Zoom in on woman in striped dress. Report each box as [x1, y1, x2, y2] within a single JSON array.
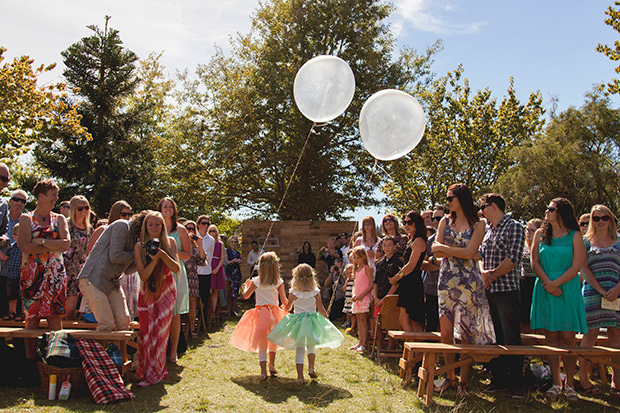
[[579, 205, 620, 395], [134, 211, 180, 387]]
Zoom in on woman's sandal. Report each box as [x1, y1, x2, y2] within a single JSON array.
[[581, 384, 601, 395], [458, 382, 469, 398], [545, 384, 562, 398], [565, 386, 578, 401], [610, 387, 620, 397], [434, 378, 457, 394], [2, 312, 15, 321], [14, 314, 24, 322]]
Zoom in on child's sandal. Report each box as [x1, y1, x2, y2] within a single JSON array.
[[309, 369, 318, 379], [259, 373, 268, 381], [269, 366, 278, 376], [296, 378, 305, 385]]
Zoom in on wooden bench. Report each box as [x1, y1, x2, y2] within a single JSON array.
[[0, 328, 138, 374], [405, 342, 620, 406], [392, 331, 610, 384], [0, 320, 140, 330]]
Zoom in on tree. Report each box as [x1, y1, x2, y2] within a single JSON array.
[[171, 0, 439, 220], [597, 1, 620, 94], [0, 47, 87, 159], [383, 65, 545, 212], [35, 17, 163, 215], [496, 90, 620, 220]]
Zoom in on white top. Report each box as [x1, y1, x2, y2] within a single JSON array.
[[252, 276, 283, 306], [291, 288, 320, 314], [247, 249, 265, 270], [197, 233, 215, 275]]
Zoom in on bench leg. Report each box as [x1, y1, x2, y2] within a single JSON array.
[[424, 352, 437, 406], [598, 362, 608, 386]]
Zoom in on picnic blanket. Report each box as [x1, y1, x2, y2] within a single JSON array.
[[76, 339, 134, 404]]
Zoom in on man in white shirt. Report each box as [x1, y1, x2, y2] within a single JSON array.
[[247, 240, 264, 277], [196, 215, 215, 336]]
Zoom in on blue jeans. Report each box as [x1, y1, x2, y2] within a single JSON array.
[[486, 290, 523, 387]]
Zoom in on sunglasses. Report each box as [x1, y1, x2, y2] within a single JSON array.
[[186, 226, 196, 231], [579, 222, 589, 227], [383, 217, 396, 223], [120, 212, 132, 218], [0, 175, 8, 183], [592, 215, 611, 222], [432, 216, 443, 222], [208, 230, 217, 234], [403, 219, 414, 226], [199, 222, 208, 226], [545, 207, 557, 213], [446, 195, 455, 203], [76, 205, 90, 212], [10, 197, 27, 204], [480, 203, 492, 211]]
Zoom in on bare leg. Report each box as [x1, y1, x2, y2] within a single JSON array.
[[357, 312, 369, 348], [169, 314, 180, 361], [559, 331, 577, 388], [579, 328, 599, 389], [296, 363, 304, 383], [440, 314, 455, 382], [399, 308, 413, 332], [65, 295, 79, 320], [609, 327, 620, 390], [308, 352, 316, 372], [411, 320, 424, 333], [268, 351, 277, 375], [544, 330, 562, 387], [210, 289, 219, 320]]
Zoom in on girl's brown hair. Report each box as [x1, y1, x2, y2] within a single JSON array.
[[108, 200, 131, 223], [258, 251, 281, 286], [361, 216, 378, 243]]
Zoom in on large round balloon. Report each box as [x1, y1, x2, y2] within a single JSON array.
[[359, 89, 426, 161], [293, 55, 355, 123]]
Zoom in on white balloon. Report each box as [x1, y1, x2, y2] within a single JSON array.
[[293, 55, 355, 123], [359, 89, 426, 161]]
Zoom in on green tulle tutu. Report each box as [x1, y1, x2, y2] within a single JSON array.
[[267, 311, 344, 349]]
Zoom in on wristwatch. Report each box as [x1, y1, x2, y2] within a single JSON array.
[[41, 239, 46, 245]]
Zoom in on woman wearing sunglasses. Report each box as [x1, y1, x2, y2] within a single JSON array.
[[63, 195, 93, 319], [530, 197, 587, 400], [579, 205, 620, 396], [376, 213, 407, 262], [431, 183, 495, 396]]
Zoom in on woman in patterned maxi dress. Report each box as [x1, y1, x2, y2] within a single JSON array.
[[432, 184, 495, 397], [134, 211, 180, 386]]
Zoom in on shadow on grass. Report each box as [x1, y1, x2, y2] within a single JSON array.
[[232, 375, 353, 407]]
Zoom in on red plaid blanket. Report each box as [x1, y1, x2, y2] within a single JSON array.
[[76, 339, 134, 404]]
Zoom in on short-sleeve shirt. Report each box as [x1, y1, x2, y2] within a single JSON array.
[[479, 215, 525, 293], [252, 276, 283, 306], [374, 254, 402, 300]]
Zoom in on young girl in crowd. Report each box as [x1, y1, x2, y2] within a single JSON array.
[[349, 246, 374, 352], [229, 252, 288, 380], [342, 263, 356, 334], [268, 264, 344, 384]]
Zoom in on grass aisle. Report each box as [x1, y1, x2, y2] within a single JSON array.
[[1, 319, 619, 412]]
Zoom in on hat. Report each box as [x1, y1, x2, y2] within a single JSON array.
[[339, 232, 349, 238]]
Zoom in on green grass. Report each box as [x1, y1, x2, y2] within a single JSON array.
[[1, 317, 619, 412]]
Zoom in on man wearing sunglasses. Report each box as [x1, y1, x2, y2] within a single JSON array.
[[0, 189, 27, 318], [478, 193, 526, 393]]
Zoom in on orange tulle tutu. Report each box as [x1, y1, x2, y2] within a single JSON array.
[[229, 304, 288, 352]]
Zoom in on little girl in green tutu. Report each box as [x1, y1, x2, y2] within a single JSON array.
[[268, 264, 344, 384]]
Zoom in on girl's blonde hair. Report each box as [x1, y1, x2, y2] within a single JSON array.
[[585, 204, 618, 241], [139, 211, 177, 296], [208, 224, 220, 240], [350, 245, 368, 273], [291, 263, 317, 292], [343, 263, 354, 278], [69, 195, 91, 233], [258, 251, 281, 286]]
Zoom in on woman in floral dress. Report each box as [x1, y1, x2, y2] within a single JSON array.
[[432, 183, 495, 397], [17, 179, 70, 330]]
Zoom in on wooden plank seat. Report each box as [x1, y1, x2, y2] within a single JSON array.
[[0, 320, 140, 330], [404, 342, 620, 406], [0, 328, 138, 375], [392, 331, 610, 383]]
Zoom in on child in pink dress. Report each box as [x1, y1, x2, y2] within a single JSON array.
[[349, 246, 374, 352], [229, 252, 288, 380]]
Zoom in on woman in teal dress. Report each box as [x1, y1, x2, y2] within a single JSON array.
[[530, 197, 587, 401], [158, 198, 190, 363]]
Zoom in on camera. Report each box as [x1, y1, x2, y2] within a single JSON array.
[[143, 238, 160, 256], [191, 234, 199, 241]]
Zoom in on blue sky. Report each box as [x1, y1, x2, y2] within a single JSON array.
[[2, 0, 619, 221]]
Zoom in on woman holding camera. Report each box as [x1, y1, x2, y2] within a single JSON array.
[[134, 211, 180, 387]]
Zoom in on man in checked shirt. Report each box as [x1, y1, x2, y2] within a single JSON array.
[[479, 193, 526, 393]]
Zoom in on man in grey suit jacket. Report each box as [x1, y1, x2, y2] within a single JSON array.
[[78, 212, 145, 331]]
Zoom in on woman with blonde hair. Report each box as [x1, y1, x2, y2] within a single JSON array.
[[579, 205, 620, 395], [134, 211, 180, 386], [354, 216, 380, 268], [64, 195, 93, 319]]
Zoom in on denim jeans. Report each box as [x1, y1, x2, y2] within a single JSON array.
[[486, 289, 523, 387]]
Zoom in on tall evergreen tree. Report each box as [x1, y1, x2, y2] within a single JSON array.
[[35, 16, 160, 215]]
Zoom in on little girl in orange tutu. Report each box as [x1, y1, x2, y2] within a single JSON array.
[[229, 251, 288, 380]]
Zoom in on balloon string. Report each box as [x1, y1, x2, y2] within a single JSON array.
[[261, 122, 317, 252], [348, 158, 379, 246], [375, 162, 395, 181]]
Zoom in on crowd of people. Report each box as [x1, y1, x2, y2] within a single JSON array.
[[1, 159, 619, 397]]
